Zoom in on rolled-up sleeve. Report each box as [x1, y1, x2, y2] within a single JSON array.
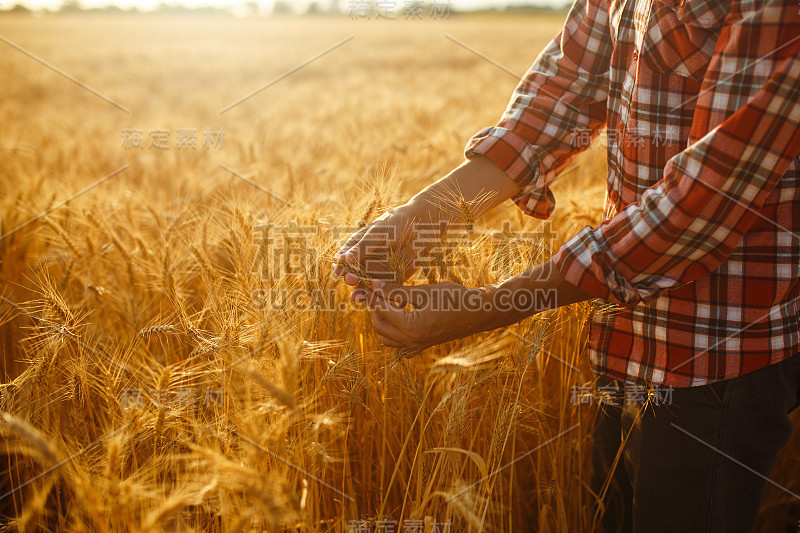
[[465, 0, 612, 219], [552, 0, 800, 305]]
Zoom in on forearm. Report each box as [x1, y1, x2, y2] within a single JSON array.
[[366, 259, 592, 352], [478, 259, 592, 331], [404, 155, 521, 222]]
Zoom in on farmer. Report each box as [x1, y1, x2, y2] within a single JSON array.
[[333, 0, 800, 530]]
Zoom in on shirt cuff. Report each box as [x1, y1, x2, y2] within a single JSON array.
[[465, 126, 555, 219], [551, 224, 639, 305]]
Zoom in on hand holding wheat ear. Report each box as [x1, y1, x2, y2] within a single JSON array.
[[334, 155, 522, 300], [333, 205, 419, 299]]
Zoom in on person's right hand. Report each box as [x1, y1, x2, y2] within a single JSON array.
[[333, 202, 422, 300]]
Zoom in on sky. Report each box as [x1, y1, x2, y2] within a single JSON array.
[[7, 0, 570, 13]]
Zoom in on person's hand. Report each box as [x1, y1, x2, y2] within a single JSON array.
[[333, 203, 422, 298], [360, 260, 592, 355], [363, 281, 494, 355], [333, 156, 523, 301]]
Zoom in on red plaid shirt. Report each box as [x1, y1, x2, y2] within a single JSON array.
[[465, 0, 800, 386]]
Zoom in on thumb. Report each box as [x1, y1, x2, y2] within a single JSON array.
[[371, 280, 429, 309]]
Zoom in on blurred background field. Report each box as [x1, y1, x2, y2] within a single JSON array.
[[0, 8, 797, 532]]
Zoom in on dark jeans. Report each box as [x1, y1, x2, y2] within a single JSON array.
[[591, 354, 800, 533]]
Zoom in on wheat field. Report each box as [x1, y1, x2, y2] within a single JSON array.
[[0, 9, 798, 532]]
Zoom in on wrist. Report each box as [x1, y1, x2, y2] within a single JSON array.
[[400, 197, 430, 220], [477, 260, 588, 330], [476, 281, 532, 332]]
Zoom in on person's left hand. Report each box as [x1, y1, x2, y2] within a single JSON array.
[[354, 281, 493, 355]]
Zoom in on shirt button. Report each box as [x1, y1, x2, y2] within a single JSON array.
[[632, 49, 639, 62]]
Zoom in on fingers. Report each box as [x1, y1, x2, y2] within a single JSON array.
[[334, 225, 396, 287], [350, 280, 379, 304], [336, 225, 368, 255], [371, 294, 415, 333], [352, 287, 431, 355], [351, 287, 368, 304], [332, 208, 421, 289], [360, 289, 418, 349], [342, 225, 391, 262], [333, 226, 368, 277], [371, 282, 429, 309], [370, 304, 410, 348], [343, 272, 362, 286], [371, 301, 428, 356]]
